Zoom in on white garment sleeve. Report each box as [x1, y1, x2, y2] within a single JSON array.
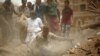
[[37, 18, 43, 28], [27, 18, 34, 32]]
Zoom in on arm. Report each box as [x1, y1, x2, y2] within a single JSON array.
[[11, 4, 20, 16], [57, 9, 60, 21], [50, 33, 67, 41], [39, 19, 43, 28], [60, 9, 64, 26]]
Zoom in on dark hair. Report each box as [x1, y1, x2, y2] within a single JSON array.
[[47, 0, 53, 3], [5, 0, 11, 2], [27, 2, 32, 4], [64, 0, 69, 4], [22, 0, 27, 2], [4, 0, 12, 5]]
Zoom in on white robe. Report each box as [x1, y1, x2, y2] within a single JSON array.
[[25, 17, 43, 44]]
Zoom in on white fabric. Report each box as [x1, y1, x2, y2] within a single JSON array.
[[33, 5, 36, 12], [25, 17, 43, 44]]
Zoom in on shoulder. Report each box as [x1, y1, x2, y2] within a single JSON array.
[[0, 3, 5, 14], [36, 18, 42, 22], [41, 3, 46, 6], [40, 3, 46, 8], [69, 8, 73, 14], [32, 4, 34, 7], [36, 32, 42, 40], [18, 6, 22, 11], [69, 7, 73, 12], [18, 6, 21, 9], [36, 32, 42, 37], [27, 17, 31, 21], [37, 17, 41, 20], [48, 32, 59, 39]]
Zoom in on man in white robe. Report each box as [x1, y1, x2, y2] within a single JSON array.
[[25, 15, 43, 44]]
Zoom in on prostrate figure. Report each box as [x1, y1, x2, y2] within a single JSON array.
[[33, 26, 67, 47], [29, 26, 72, 56], [29, 26, 59, 56]]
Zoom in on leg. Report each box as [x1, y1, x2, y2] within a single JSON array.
[[66, 25, 71, 38], [61, 24, 67, 37]]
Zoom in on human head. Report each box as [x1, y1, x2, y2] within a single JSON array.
[[4, 0, 11, 5], [5, 0, 11, 3], [27, 2, 32, 9], [21, 0, 27, 6], [30, 12, 35, 19], [64, 0, 69, 7], [42, 26, 49, 38], [3, 0, 12, 10], [36, 0, 41, 5]]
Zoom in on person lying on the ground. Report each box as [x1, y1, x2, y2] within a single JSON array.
[[33, 26, 68, 47]]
